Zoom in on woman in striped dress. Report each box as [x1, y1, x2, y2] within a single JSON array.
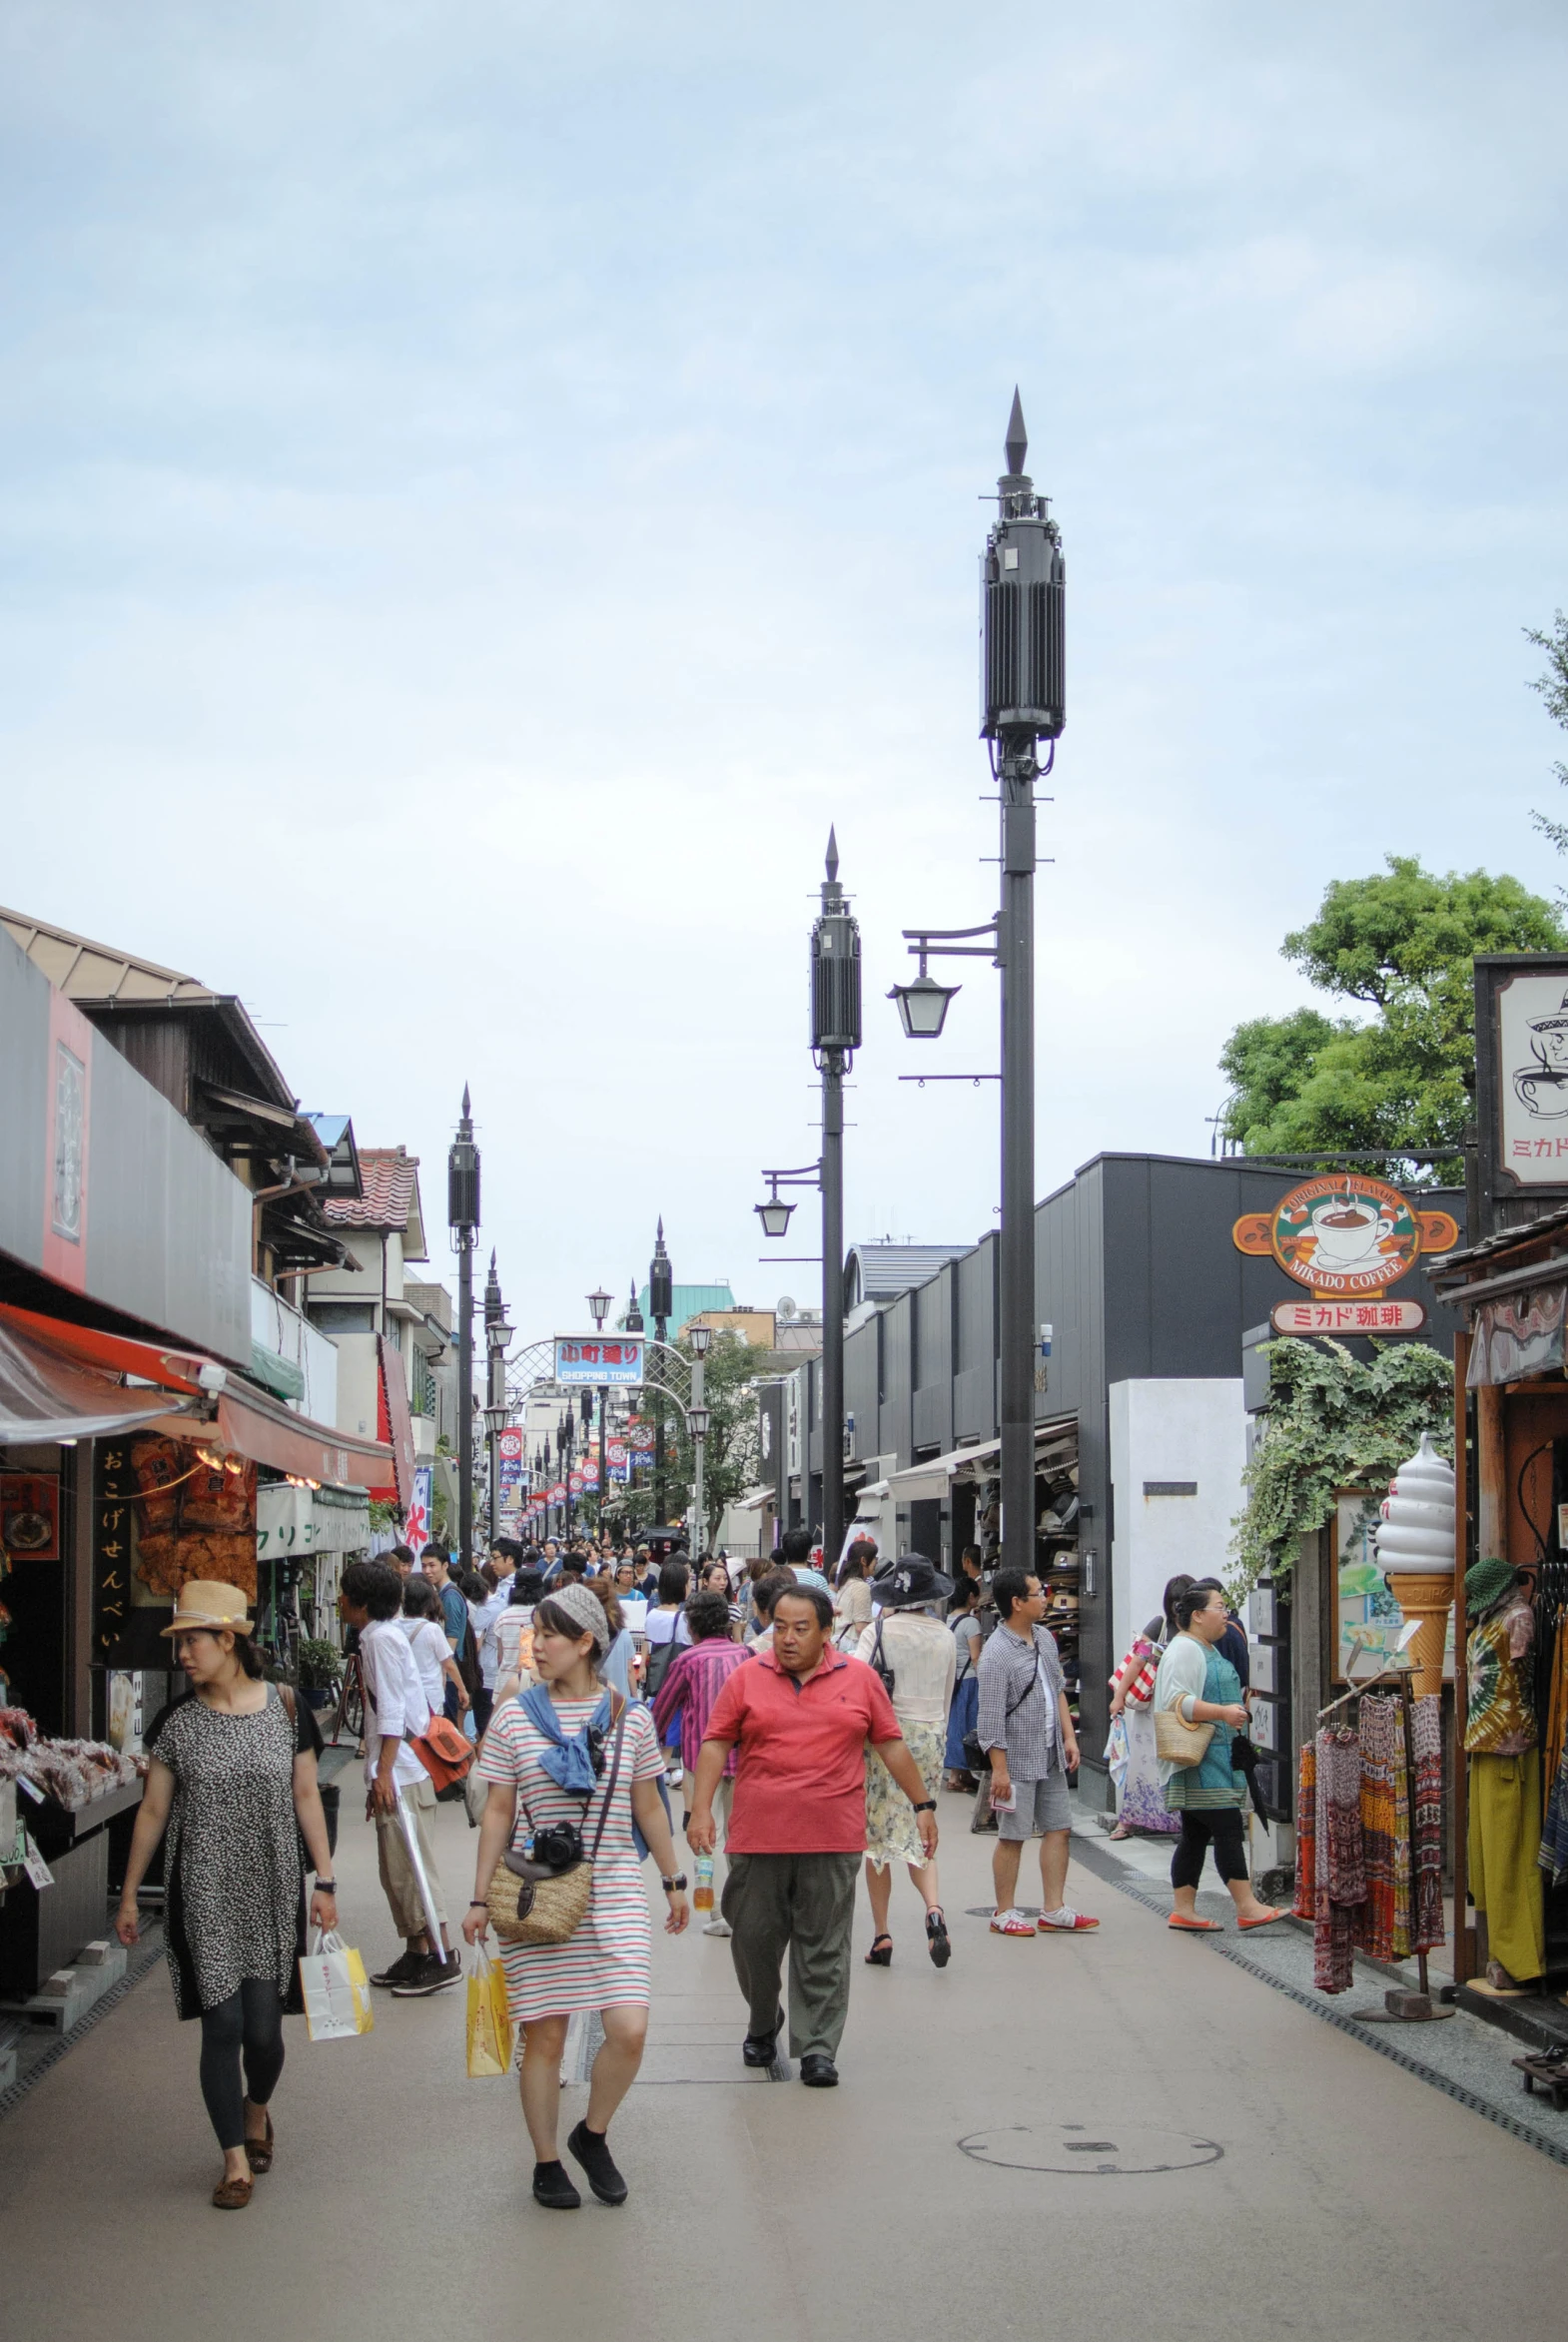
[[464, 1583, 690, 2212]]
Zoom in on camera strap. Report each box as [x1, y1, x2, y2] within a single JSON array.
[[516, 1692, 628, 1862]]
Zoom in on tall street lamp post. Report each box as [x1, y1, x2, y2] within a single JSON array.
[[648, 1219, 672, 1526], [447, 1087, 480, 1569], [688, 1319, 712, 1555], [889, 391, 1065, 1568], [756, 830, 860, 1569], [483, 1252, 509, 1544], [623, 1280, 644, 1528], [587, 1285, 612, 1537]]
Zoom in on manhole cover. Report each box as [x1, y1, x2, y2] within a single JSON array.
[[960, 2121, 1221, 2175]]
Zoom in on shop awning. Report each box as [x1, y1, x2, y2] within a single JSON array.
[[0, 1301, 224, 1397], [0, 1313, 204, 1443], [213, 1383, 393, 1491], [735, 1483, 777, 1512], [885, 1418, 1079, 1497]]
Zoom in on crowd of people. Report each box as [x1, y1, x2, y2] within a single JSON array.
[[115, 1517, 1284, 2216]]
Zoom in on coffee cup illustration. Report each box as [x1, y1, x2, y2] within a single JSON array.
[[1306, 1194, 1396, 1269]]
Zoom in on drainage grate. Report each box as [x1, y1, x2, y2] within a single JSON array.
[[960, 2121, 1222, 2176]]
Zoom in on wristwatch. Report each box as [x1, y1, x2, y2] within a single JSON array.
[[912, 1801, 937, 1815], [315, 1880, 338, 1894], [660, 1873, 688, 1893]]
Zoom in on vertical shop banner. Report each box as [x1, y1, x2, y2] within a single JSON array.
[[92, 1441, 135, 1654], [497, 1428, 527, 1528], [405, 1466, 432, 1558]]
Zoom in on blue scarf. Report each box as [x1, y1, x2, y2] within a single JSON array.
[[519, 1684, 611, 1793]]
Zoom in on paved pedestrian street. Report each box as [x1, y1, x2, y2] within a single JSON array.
[[2, 1784, 1563, 2342]]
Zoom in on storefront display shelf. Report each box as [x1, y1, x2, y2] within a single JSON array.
[[22, 1777, 143, 1857]]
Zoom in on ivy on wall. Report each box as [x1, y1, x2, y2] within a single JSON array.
[[1228, 1338, 1454, 1596]]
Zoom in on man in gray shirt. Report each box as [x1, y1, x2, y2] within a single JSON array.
[[977, 1568, 1098, 1938]]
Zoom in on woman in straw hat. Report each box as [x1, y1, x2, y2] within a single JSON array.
[[856, 1554, 958, 1969], [115, 1580, 338, 2210]]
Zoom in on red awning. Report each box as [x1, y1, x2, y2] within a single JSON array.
[[0, 1314, 203, 1443], [0, 1299, 393, 1491], [0, 1302, 220, 1396]]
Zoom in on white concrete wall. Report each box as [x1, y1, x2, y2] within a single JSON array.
[[251, 1276, 340, 1423], [1109, 1378, 1247, 1655]]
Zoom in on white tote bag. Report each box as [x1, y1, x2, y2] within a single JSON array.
[[299, 1929, 375, 2041]]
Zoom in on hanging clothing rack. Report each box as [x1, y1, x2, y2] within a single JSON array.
[[1311, 1664, 1451, 2019]]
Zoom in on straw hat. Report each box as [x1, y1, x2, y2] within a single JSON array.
[[159, 1581, 256, 1638]]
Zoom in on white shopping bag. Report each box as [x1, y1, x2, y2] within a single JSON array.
[[299, 1929, 375, 2041]]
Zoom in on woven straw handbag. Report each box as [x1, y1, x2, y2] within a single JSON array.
[[486, 1704, 626, 1947], [1154, 1695, 1213, 1769]]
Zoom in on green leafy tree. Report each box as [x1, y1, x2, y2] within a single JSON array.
[[1528, 610, 1568, 881], [1219, 856, 1566, 1179], [1229, 1338, 1453, 1596], [668, 1330, 769, 1552]]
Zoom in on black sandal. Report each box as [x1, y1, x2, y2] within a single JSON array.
[[926, 1910, 952, 1969], [865, 1934, 893, 1966]]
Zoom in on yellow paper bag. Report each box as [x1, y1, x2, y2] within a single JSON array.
[[466, 1947, 513, 2077], [300, 1932, 375, 2041]]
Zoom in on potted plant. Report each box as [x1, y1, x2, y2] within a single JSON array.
[[298, 1637, 344, 1712]]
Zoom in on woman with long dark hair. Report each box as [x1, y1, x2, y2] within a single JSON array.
[[115, 1581, 336, 2209]]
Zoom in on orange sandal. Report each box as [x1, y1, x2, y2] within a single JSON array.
[[1237, 1907, 1287, 1931], [1169, 1913, 1222, 1932]]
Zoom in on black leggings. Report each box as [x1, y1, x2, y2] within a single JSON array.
[[199, 1980, 287, 2150], [1171, 1808, 1248, 1893], [470, 1688, 494, 1738]]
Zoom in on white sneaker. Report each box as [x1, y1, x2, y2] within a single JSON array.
[[703, 1918, 732, 1938], [990, 1908, 1035, 1939]]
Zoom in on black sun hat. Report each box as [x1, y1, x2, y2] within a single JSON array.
[[870, 1552, 954, 1609]]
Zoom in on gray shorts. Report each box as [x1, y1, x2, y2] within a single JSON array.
[[997, 1769, 1072, 1841]]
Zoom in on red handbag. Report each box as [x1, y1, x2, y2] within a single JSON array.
[[411, 1713, 474, 1789]]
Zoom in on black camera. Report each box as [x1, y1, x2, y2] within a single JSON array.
[[530, 1821, 584, 1872]]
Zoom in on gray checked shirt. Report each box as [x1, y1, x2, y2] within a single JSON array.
[[976, 1621, 1066, 1781]]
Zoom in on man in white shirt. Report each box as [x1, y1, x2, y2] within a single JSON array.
[[340, 1557, 459, 1997]]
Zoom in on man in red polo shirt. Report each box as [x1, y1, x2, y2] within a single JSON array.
[[687, 1584, 938, 2087]]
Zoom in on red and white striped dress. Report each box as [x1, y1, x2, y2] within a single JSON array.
[[478, 1695, 665, 2023]]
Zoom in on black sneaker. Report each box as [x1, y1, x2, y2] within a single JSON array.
[[566, 2119, 628, 2206], [390, 1952, 462, 1997], [532, 2160, 581, 2211], [369, 1949, 423, 1989]]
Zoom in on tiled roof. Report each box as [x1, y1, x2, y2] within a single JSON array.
[[324, 1148, 419, 1232]]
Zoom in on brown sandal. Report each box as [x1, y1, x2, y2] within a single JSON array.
[[212, 2172, 254, 2210], [245, 2110, 275, 2174]]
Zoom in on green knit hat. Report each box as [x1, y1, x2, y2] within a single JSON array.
[[1465, 1556, 1518, 1617]]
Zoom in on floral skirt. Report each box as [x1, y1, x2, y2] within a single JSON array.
[[865, 1718, 944, 1871]]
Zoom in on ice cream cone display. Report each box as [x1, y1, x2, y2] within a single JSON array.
[[1374, 1432, 1456, 1697]]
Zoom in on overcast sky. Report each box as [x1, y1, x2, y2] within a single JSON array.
[[4, 2, 1566, 1345]]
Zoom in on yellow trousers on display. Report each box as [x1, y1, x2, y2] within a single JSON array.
[[1467, 1747, 1545, 1983]]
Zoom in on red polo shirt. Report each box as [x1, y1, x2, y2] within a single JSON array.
[[702, 1647, 903, 1854]]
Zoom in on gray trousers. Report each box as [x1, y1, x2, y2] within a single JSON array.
[[721, 1851, 861, 2060]]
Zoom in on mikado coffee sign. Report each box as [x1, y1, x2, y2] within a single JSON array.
[[1232, 1174, 1458, 1336]]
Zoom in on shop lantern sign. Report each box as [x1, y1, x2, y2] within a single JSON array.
[[1233, 1173, 1458, 1337], [553, 1336, 644, 1388], [1474, 953, 1568, 1206]]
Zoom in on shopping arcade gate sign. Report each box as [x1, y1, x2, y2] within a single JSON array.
[[1232, 1174, 1458, 1335]]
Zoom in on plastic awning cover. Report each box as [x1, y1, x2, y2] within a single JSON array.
[[0, 1315, 200, 1442]]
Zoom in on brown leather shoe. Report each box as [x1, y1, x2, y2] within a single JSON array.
[[212, 2172, 254, 2210], [244, 2110, 275, 2174]]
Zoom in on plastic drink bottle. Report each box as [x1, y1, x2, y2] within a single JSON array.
[[693, 1854, 715, 1912]]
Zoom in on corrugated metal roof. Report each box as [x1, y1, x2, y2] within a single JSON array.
[[845, 1243, 971, 1305]]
